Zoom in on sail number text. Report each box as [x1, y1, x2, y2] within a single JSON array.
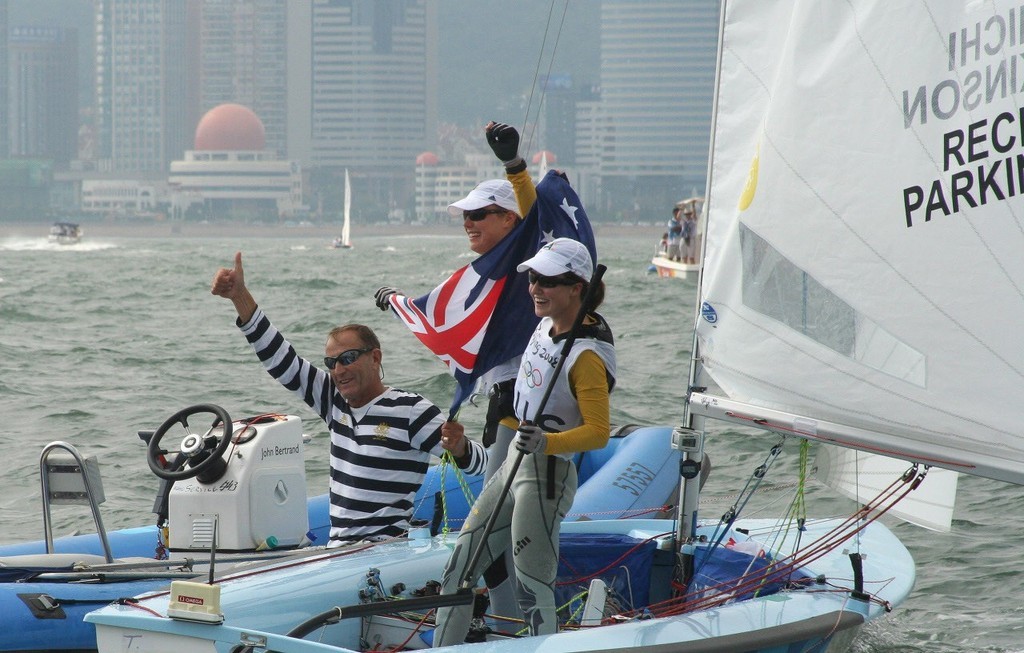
[[612, 462, 657, 497]]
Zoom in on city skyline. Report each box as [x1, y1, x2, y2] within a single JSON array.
[[7, 0, 605, 134], [0, 1, 720, 222]]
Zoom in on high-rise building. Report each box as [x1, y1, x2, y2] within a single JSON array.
[[198, 0, 288, 158], [540, 74, 578, 165], [297, 0, 437, 216], [94, 0, 191, 174], [0, 0, 9, 159], [8, 26, 79, 168], [590, 1, 719, 215]]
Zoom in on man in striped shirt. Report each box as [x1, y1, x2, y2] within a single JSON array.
[[211, 251, 484, 545]]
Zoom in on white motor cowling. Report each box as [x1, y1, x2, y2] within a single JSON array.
[[167, 414, 308, 551]]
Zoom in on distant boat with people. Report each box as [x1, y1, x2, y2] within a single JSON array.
[[650, 196, 702, 279], [649, 254, 699, 280], [48, 222, 83, 245]]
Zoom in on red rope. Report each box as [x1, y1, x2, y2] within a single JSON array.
[[605, 467, 922, 621]]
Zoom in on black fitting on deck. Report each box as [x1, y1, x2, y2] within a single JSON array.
[[848, 552, 871, 602]]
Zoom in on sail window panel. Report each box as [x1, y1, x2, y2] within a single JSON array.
[[854, 320, 926, 387], [739, 224, 925, 386]]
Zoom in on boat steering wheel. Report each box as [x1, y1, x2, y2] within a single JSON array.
[[147, 403, 233, 482]]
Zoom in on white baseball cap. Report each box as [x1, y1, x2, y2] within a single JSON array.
[[517, 238, 593, 282], [447, 179, 519, 217]]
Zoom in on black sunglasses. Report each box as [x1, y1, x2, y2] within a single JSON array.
[[323, 348, 373, 370], [463, 207, 508, 221], [528, 271, 580, 288]]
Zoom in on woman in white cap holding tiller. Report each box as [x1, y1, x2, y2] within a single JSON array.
[[433, 237, 616, 646]]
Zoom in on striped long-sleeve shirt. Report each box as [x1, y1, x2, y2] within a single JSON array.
[[239, 308, 454, 543]]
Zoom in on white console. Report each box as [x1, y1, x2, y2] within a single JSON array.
[[167, 414, 308, 551]]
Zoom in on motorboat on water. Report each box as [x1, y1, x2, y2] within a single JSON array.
[[0, 407, 315, 652], [648, 254, 699, 280], [48, 222, 82, 245], [0, 404, 680, 652], [649, 197, 702, 280]]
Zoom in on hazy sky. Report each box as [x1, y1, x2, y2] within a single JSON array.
[[437, 0, 600, 127], [10, 0, 601, 131]]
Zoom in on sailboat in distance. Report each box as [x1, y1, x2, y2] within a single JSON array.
[[330, 169, 353, 249]]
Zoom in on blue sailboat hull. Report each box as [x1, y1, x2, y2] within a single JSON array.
[[83, 518, 915, 653]]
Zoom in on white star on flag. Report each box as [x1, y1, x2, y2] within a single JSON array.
[[560, 197, 580, 228]]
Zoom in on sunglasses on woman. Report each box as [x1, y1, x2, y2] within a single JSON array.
[[528, 271, 580, 288], [323, 348, 373, 369], [463, 208, 508, 221]]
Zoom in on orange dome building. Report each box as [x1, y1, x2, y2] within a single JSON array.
[[194, 103, 266, 151], [415, 151, 439, 166], [168, 104, 303, 221]]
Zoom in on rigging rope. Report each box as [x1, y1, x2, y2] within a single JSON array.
[[639, 437, 928, 621], [755, 439, 810, 582], [520, 0, 571, 159], [640, 464, 926, 620], [435, 450, 477, 540], [701, 436, 787, 558]]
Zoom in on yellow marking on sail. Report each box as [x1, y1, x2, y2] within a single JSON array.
[[738, 144, 760, 210]]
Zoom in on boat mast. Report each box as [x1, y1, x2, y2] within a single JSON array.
[[674, 0, 729, 568]]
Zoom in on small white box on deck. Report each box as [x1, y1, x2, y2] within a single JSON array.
[[167, 580, 224, 624]]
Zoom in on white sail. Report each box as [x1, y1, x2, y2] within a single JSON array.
[[817, 447, 958, 532], [341, 168, 352, 247], [691, 0, 1024, 486]]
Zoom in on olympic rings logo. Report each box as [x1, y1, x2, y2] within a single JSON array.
[[521, 361, 544, 388]]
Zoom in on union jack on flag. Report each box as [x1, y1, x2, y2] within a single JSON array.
[[388, 170, 597, 416]]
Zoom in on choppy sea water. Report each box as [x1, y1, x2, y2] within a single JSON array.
[[0, 227, 1021, 652]]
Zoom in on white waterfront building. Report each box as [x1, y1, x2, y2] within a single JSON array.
[[168, 150, 303, 221], [80, 178, 164, 217]]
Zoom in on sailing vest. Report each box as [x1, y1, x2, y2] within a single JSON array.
[[513, 315, 616, 461]]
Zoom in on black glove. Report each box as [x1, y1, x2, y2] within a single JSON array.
[[486, 122, 521, 165], [374, 286, 400, 311]]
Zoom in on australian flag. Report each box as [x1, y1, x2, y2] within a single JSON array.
[[388, 170, 597, 416]]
